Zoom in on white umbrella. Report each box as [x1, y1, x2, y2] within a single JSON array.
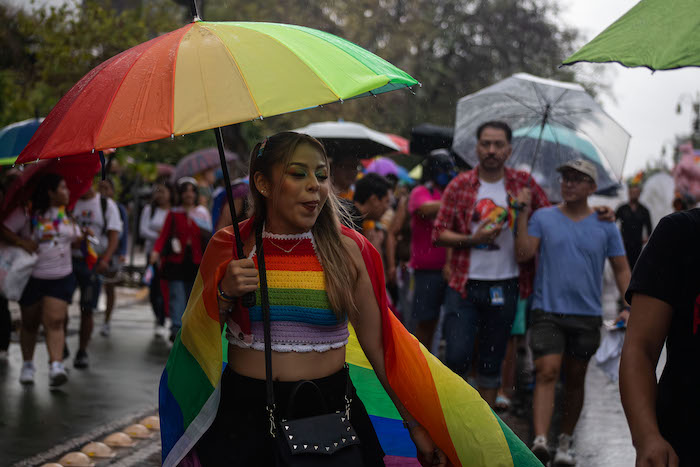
[[293, 120, 400, 159]]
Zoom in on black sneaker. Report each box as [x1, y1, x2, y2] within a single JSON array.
[[74, 350, 89, 369]]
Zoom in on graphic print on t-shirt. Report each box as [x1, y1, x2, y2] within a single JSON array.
[[472, 198, 511, 250], [32, 207, 70, 244]]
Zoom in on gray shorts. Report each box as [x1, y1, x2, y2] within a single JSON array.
[[529, 309, 602, 361]]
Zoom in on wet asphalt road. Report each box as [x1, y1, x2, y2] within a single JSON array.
[[1, 287, 642, 466], [0, 288, 169, 466]]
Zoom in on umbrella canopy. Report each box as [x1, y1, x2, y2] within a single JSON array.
[[509, 124, 620, 202], [410, 123, 453, 156], [452, 73, 630, 194], [16, 21, 418, 164], [172, 147, 237, 181], [292, 120, 402, 160], [562, 0, 700, 70], [1, 153, 100, 219], [364, 156, 414, 184], [156, 163, 175, 177], [386, 134, 410, 154], [366, 156, 400, 176], [0, 118, 44, 166]]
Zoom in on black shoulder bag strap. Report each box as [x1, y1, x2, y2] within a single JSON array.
[[100, 195, 109, 237], [256, 221, 277, 438]]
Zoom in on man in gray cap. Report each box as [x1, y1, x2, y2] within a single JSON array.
[[514, 159, 631, 466]]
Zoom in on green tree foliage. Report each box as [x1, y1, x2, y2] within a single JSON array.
[[205, 0, 583, 138], [2, 0, 585, 164]]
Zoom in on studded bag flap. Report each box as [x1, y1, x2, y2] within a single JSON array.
[[277, 410, 362, 455]]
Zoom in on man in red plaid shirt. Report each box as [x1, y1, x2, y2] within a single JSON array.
[[432, 121, 549, 407]]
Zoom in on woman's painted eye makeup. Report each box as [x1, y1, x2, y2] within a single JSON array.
[[287, 167, 328, 181]]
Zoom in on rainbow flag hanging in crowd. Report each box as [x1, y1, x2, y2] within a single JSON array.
[[159, 219, 542, 467], [81, 237, 99, 270]]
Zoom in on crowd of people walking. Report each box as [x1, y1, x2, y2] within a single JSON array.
[[0, 119, 695, 467]]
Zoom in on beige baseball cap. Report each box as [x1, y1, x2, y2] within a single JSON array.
[[557, 159, 598, 184]]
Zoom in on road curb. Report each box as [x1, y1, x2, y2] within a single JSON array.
[[11, 406, 158, 467]]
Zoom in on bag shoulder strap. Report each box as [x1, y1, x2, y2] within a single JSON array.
[[100, 195, 108, 236], [256, 222, 277, 436]]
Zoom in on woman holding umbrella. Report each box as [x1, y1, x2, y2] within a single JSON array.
[[1, 173, 83, 387], [150, 177, 211, 342], [182, 132, 446, 466]]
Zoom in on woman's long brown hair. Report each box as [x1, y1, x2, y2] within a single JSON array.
[[248, 132, 358, 321]]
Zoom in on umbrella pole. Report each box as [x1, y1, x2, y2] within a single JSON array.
[[214, 127, 255, 308], [530, 105, 550, 175], [214, 127, 243, 254]]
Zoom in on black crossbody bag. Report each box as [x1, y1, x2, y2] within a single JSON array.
[[255, 223, 365, 466]]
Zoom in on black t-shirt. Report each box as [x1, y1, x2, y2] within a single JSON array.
[[616, 202, 652, 265], [626, 208, 700, 463]]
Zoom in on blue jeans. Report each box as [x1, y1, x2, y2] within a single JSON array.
[[169, 279, 194, 336], [443, 278, 519, 388]]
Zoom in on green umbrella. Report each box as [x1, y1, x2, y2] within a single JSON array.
[[562, 0, 700, 70]]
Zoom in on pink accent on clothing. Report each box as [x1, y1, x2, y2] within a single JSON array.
[[408, 185, 446, 270]]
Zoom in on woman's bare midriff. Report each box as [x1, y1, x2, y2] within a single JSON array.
[[227, 344, 346, 381]]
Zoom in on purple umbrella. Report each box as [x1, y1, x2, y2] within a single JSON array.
[[365, 157, 400, 177], [171, 147, 237, 182]]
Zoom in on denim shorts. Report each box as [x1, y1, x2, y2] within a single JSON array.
[[72, 258, 102, 312], [528, 309, 602, 361], [19, 274, 76, 307], [412, 269, 447, 322]]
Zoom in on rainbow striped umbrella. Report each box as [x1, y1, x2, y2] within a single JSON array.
[[14, 18, 418, 270], [16, 20, 418, 164]]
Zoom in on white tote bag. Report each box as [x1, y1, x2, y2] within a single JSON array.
[[0, 245, 38, 301]]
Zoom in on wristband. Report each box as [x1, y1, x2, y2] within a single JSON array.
[[622, 305, 631, 312], [217, 282, 235, 303]]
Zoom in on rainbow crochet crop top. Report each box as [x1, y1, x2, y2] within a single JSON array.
[[225, 230, 349, 353]]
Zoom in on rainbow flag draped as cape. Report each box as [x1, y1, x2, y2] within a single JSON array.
[[159, 219, 542, 466]]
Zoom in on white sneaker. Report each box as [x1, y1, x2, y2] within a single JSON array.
[[531, 435, 550, 464], [19, 361, 35, 385], [553, 433, 576, 466], [100, 322, 111, 337], [154, 324, 166, 339], [49, 361, 68, 387]]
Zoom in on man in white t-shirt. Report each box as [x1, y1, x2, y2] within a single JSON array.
[[70, 183, 123, 369], [433, 121, 551, 407]]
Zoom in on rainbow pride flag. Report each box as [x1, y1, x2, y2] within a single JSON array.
[[159, 219, 542, 466], [81, 238, 99, 270]]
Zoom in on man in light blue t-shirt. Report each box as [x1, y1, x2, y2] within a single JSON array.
[[515, 159, 631, 466]]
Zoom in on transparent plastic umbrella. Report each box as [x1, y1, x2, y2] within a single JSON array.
[[452, 73, 630, 199]]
